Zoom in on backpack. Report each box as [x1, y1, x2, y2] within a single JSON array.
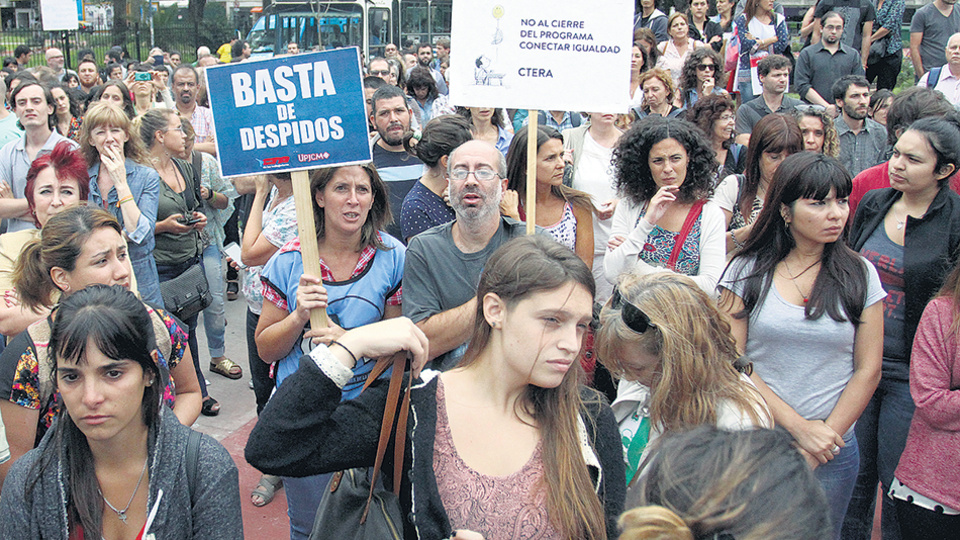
[[926, 66, 944, 89]]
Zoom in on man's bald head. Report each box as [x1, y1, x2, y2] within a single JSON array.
[[448, 140, 507, 178]]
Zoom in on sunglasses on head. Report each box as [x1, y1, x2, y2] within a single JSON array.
[[610, 287, 656, 334]]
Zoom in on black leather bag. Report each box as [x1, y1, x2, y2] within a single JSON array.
[[309, 353, 411, 540], [159, 262, 210, 321]]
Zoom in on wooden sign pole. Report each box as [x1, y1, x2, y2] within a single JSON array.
[[291, 170, 330, 329], [525, 109, 538, 235]]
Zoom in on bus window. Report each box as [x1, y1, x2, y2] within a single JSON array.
[[431, 3, 451, 38], [368, 8, 390, 58], [249, 14, 278, 54]]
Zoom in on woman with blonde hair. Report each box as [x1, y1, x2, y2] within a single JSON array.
[[795, 107, 840, 158], [595, 272, 771, 483], [633, 69, 683, 120], [619, 426, 831, 540], [80, 101, 162, 305]]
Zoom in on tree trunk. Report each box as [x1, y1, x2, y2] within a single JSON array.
[[112, 0, 128, 46]]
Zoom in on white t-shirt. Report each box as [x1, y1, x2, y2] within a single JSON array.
[[572, 131, 618, 254]]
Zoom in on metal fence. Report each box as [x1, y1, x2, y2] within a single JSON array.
[[0, 15, 239, 69]]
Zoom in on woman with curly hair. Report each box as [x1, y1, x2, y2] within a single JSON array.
[[632, 68, 684, 120], [713, 113, 801, 253], [795, 107, 840, 157], [688, 94, 745, 179], [604, 118, 726, 293], [595, 272, 771, 483], [677, 46, 726, 110]]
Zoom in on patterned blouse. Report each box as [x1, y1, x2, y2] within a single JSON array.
[[636, 207, 704, 277], [542, 202, 578, 251], [0, 304, 185, 446]]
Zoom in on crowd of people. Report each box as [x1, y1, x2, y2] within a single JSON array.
[[0, 0, 956, 538]]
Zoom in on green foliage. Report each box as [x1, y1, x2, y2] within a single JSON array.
[[895, 55, 916, 93]]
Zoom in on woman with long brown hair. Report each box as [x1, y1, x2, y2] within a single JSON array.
[[246, 235, 626, 539]]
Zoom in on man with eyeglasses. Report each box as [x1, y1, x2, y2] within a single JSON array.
[[795, 12, 865, 118], [172, 66, 216, 156], [403, 140, 538, 371], [44, 48, 76, 83]]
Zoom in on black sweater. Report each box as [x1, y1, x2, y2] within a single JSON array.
[[245, 356, 627, 539]]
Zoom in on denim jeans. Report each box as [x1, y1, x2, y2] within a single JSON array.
[[816, 431, 860, 540], [282, 472, 331, 540], [132, 255, 163, 306], [842, 377, 915, 540], [200, 244, 226, 358], [895, 498, 960, 540], [156, 256, 207, 399], [738, 81, 756, 106], [246, 308, 273, 415]]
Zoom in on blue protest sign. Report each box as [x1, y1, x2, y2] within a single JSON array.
[[205, 48, 371, 177]]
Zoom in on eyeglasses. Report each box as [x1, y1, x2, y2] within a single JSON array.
[[370, 69, 390, 76], [165, 126, 185, 134], [449, 168, 500, 181], [697, 64, 716, 72], [719, 113, 736, 121], [610, 287, 656, 334]]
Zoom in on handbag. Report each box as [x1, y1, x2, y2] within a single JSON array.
[[159, 262, 210, 321], [159, 159, 210, 321], [309, 352, 412, 540], [868, 37, 887, 65]]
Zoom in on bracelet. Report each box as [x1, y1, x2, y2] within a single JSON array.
[[205, 189, 216, 201], [117, 195, 134, 207], [730, 230, 745, 251], [329, 340, 358, 366]]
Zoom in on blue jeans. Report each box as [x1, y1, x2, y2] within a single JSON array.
[[156, 256, 207, 399], [842, 377, 915, 540], [816, 431, 860, 540], [738, 81, 756, 105], [200, 244, 226, 358], [282, 473, 331, 540], [132, 254, 163, 306]]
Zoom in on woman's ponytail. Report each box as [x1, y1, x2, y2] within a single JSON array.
[[13, 239, 55, 310]]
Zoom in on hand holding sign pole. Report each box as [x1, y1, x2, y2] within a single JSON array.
[[206, 48, 371, 330]]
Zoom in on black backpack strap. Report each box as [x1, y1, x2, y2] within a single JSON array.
[[186, 429, 202, 499], [928, 66, 943, 88]]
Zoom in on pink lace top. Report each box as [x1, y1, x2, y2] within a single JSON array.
[[433, 380, 562, 539]]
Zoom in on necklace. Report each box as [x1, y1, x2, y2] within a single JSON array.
[[782, 258, 821, 303], [894, 204, 910, 230], [100, 456, 149, 524]]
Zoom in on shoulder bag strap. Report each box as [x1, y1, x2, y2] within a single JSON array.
[[360, 351, 411, 523], [665, 200, 706, 271], [186, 429, 202, 501]]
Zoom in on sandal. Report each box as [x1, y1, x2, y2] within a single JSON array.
[[201, 397, 220, 416], [251, 474, 283, 507], [210, 357, 243, 380]]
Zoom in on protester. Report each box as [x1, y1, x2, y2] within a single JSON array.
[[605, 118, 725, 294], [457, 107, 512, 157], [796, 107, 840, 157], [629, 43, 651, 111], [130, 65, 174, 115], [405, 66, 442, 126], [870, 89, 894, 126], [76, 58, 100, 98], [81, 102, 163, 306], [0, 142, 87, 338], [91, 80, 136, 119], [834, 75, 888, 178], [400, 114, 473, 241], [734, 0, 790, 103], [246, 235, 626, 539], [0, 81, 77, 233], [635, 0, 669, 43], [564, 112, 624, 301], [677, 46, 726, 109], [867, 0, 906, 91], [633, 68, 684, 120], [890, 262, 960, 538], [794, 12, 866, 115], [0, 285, 240, 539], [403, 140, 530, 370], [687, 0, 723, 51], [845, 115, 960, 540], [255, 163, 404, 540], [910, 0, 960, 80], [719, 152, 884, 539], [687, 94, 746, 179], [917, 32, 960, 106], [656, 13, 704, 83], [734, 55, 800, 145], [595, 272, 771, 483], [0, 206, 202, 487], [619, 427, 832, 539], [172, 66, 215, 156], [50, 84, 82, 141]]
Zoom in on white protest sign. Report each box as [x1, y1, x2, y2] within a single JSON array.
[[448, 0, 633, 113], [41, 0, 79, 31]]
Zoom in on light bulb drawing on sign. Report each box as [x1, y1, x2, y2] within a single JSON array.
[[475, 5, 506, 86]]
